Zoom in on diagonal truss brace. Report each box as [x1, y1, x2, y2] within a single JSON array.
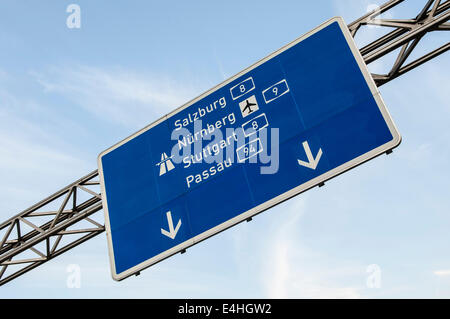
[[349, 0, 449, 86], [0, 171, 103, 286], [0, 0, 448, 286]]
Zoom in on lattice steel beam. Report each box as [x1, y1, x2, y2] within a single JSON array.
[[349, 0, 449, 86], [0, 0, 448, 286], [0, 171, 104, 286]]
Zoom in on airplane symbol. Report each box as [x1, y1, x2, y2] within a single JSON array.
[[242, 100, 257, 115], [239, 95, 259, 118]]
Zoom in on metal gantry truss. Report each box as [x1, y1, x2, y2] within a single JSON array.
[[349, 0, 449, 86], [0, 171, 103, 286], [0, 0, 448, 286]]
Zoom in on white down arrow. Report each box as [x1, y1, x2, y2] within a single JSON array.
[[161, 211, 182, 240], [297, 141, 322, 170]]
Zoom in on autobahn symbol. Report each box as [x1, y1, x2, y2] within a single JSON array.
[[157, 152, 175, 176]]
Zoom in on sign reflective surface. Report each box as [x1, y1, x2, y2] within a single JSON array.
[[98, 17, 401, 280]]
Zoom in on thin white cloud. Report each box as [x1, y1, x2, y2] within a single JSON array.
[[0, 68, 7, 81], [258, 197, 362, 299], [0, 130, 87, 173], [0, 82, 91, 214], [424, 64, 450, 113], [31, 65, 201, 129], [212, 47, 229, 80], [434, 270, 450, 277]]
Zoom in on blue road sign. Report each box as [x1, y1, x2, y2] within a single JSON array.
[[98, 17, 401, 281]]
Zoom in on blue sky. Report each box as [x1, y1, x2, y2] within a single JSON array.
[[0, 0, 449, 298]]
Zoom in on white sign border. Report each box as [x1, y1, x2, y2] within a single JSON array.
[[98, 17, 401, 281]]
